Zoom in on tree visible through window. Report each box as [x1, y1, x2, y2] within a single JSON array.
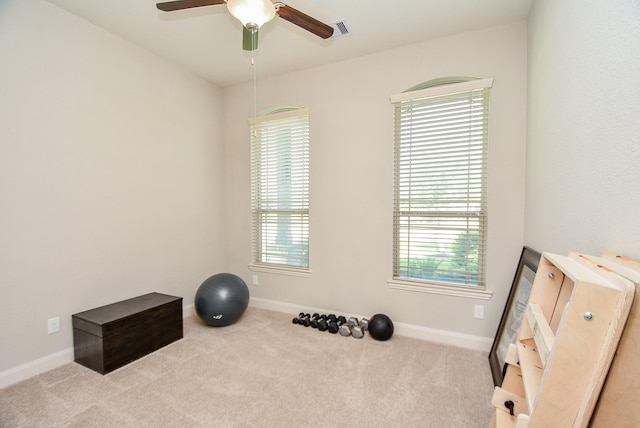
[[250, 107, 309, 269], [390, 78, 493, 288]]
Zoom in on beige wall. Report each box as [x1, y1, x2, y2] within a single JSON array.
[[0, 0, 225, 373], [526, 0, 640, 259], [223, 22, 528, 338]]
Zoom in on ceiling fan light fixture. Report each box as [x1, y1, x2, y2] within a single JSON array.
[[227, 0, 276, 30]]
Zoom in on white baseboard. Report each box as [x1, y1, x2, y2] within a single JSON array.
[[392, 322, 493, 351], [0, 348, 74, 389], [183, 303, 195, 318], [249, 297, 493, 352], [1, 300, 491, 389], [0, 304, 198, 389]]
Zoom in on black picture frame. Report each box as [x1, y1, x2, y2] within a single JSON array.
[[488, 246, 542, 386]]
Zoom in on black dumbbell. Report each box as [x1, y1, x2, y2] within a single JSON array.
[[317, 319, 328, 331], [327, 321, 339, 334], [337, 315, 347, 325], [293, 313, 311, 326], [310, 313, 321, 328]]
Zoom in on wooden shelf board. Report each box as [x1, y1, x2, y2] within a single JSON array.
[[526, 302, 555, 366], [516, 340, 543, 411]]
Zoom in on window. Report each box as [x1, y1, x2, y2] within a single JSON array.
[[390, 77, 493, 291], [249, 107, 310, 273]]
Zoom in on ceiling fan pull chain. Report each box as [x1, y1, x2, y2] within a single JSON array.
[[252, 53, 258, 126]]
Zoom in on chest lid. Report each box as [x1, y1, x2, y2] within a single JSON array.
[[72, 292, 182, 337]]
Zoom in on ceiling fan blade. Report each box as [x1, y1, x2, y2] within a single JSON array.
[[276, 4, 334, 39], [156, 0, 225, 12], [242, 27, 259, 51]]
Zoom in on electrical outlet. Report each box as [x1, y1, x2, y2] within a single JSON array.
[[252, 275, 259, 286], [47, 317, 60, 334], [474, 305, 485, 320]]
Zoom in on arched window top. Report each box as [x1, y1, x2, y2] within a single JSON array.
[[258, 105, 304, 116], [250, 105, 308, 125], [391, 77, 493, 104], [403, 76, 481, 93]]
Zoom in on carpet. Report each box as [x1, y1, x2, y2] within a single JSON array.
[[0, 307, 494, 427]]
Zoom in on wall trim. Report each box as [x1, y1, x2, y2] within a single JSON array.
[[248, 297, 493, 352], [1, 300, 491, 388], [0, 348, 74, 389], [0, 303, 197, 389]]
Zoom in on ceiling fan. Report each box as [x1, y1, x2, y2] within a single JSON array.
[[156, 0, 334, 51]]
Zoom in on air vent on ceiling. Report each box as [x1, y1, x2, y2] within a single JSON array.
[[328, 19, 351, 39]]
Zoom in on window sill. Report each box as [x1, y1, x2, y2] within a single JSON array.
[[248, 263, 312, 278], [387, 279, 492, 300]]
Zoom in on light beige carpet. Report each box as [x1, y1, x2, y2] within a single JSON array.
[[0, 307, 494, 427]]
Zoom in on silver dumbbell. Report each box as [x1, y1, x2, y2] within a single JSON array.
[[339, 323, 351, 336], [351, 325, 364, 339], [359, 318, 369, 331], [348, 317, 359, 327]]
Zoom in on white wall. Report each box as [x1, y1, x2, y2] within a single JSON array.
[[526, 0, 640, 259], [0, 0, 224, 375], [223, 22, 528, 339]]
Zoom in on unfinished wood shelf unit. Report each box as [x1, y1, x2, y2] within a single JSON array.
[[489, 252, 635, 428], [577, 252, 640, 427]]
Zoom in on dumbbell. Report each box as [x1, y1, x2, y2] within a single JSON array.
[[302, 313, 312, 326], [338, 317, 365, 338], [314, 313, 327, 328], [351, 325, 365, 339], [327, 319, 340, 334], [339, 323, 351, 336], [317, 318, 328, 331], [359, 318, 369, 331], [334, 314, 349, 333], [346, 317, 365, 338], [316, 314, 338, 333], [303, 313, 316, 328], [292, 313, 311, 326], [291, 313, 301, 324]]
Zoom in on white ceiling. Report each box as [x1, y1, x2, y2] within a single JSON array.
[[45, 0, 533, 87]]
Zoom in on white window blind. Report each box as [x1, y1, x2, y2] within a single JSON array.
[[250, 108, 310, 269], [390, 78, 492, 288]]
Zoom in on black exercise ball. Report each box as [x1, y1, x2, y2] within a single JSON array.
[[195, 273, 250, 327], [368, 314, 394, 341]]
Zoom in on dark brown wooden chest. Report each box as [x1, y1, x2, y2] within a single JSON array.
[[72, 292, 183, 374]]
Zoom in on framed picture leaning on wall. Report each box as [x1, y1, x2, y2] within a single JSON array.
[[488, 246, 542, 386]]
